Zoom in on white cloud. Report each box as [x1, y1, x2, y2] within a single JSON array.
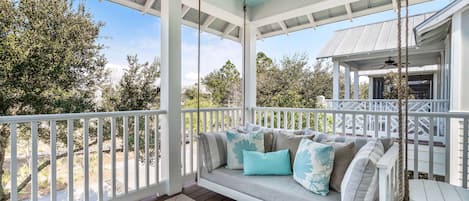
[[106, 63, 127, 85], [104, 31, 243, 87], [181, 33, 242, 87], [184, 72, 199, 86]]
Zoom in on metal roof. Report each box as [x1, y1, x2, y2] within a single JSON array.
[[317, 12, 435, 59], [106, 0, 431, 42], [415, 0, 469, 46]]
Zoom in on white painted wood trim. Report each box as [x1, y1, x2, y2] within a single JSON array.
[[160, 0, 183, 195], [198, 179, 263, 201]]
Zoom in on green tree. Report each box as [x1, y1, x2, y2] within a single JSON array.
[[0, 1, 107, 199], [103, 55, 160, 111], [383, 72, 414, 99], [202, 60, 241, 106]]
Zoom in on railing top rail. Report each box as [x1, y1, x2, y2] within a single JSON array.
[[252, 107, 469, 118], [0, 109, 167, 123], [325, 99, 449, 102], [181, 107, 241, 113]]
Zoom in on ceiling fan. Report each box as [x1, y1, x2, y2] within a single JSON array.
[[378, 57, 410, 69]]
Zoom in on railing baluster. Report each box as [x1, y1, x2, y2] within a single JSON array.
[[155, 114, 160, 183], [182, 113, 186, 174], [221, 110, 225, 131], [352, 113, 356, 136], [414, 116, 419, 179], [190, 112, 194, 173], [277, 111, 281, 129], [374, 115, 379, 138], [203, 111, 207, 133], [314, 112, 318, 132], [216, 111, 219, 132], [10, 123, 18, 201], [31, 121, 38, 201], [111, 117, 117, 198], [291, 111, 295, 129], [429, 117, 434, 180], [306, 112, 311, 129], [134, 116, 140, 190], [83, 119, 90, 201], [271, 110, 275, 128], [98, 118, 104, 201], [323, 112, 327, 134], [299, 112, 303, 130], [67, 120, 73, 201], [463, 118, 468, 188], [364, 114, 368, 136], [49, 121, 56, 201], [264, 111, 268, 127], [445, 117, 451, 183], [342, 113, 346, 135], [284, 111, 288, 129], [123, 116, 129, 193], [144, 115, 150, 186], [386, 115, 391, 138], [209, 111, 213, 132], [332, 112, 336, 135]]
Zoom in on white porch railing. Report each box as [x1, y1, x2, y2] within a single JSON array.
[[180, 107, 242, 176], [1, 110, 167, 201], [2, 106, 468, 201], [325, 99, 449, 113], [252, 107, 469, 187]]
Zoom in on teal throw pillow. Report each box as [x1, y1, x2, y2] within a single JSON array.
[[243, 149, 292, 175]]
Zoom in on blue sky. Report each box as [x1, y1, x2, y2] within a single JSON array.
[[83, 0, 450, 86]]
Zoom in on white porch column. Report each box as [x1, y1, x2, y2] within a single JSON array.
[[244, 23, 257, 123], [449, 8, 469, 186], [353, 70, 359, 99], [368, 77, 374, 99], [344, 65, 351, 99], [332, 60, 340, 100], [160, 0, 182, 195]]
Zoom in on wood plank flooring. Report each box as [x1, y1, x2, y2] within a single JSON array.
[[152, 184, 235, 201]]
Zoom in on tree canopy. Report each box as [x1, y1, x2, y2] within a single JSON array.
[[0, 1, 107, 199]]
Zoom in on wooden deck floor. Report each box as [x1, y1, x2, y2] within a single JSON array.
[[148, 184, 235, 201]]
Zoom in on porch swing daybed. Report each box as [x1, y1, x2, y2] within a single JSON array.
[[197, 127, 400, 201]]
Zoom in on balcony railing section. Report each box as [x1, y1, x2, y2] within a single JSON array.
[[252, 107, 469, 187], [325, 99, 449, 113], [180, 107, 242, 176], [1, 110, 166, 201], [3, 106, 469, 201]]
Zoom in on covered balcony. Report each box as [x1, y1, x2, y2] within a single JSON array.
[[1, 0, 469, 201]]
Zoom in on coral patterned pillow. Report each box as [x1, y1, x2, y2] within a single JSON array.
[[293, 138, 334, 196], [226, 130, 264, 169]]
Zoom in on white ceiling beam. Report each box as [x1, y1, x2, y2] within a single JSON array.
[[223, 24, 237, 38], [257, 29, 264, 40], [259, 0, 431, 40], [202, 16, 216, 30], [181, 5, 191, 18], [345, 1, 353, 21], [142, 0, 156, 14], [250, 0, 361, 27], [306, 13, 317, 29], [392, 0, 398, 12], [278, 22, 288, 35], [108, 0, 161, 15], [181, 0, 244, 26]]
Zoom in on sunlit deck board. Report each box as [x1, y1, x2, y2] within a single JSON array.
[[409, 179, 469, 201]]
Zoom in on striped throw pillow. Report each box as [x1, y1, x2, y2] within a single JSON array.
[[199, 132, 227, 172], [341, 140, 384, 201]]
